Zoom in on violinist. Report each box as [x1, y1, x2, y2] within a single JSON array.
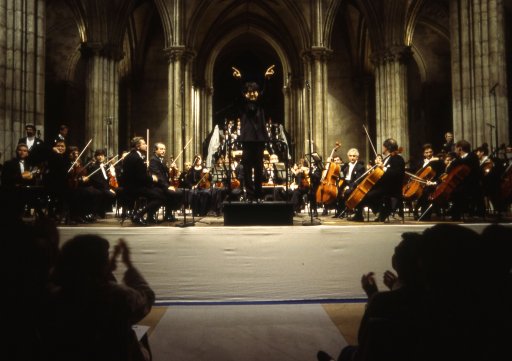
[[186, 154, 212, 216], [66, 146, 97, 223], [360, 138, 405, 222], [149, 142, 182, 222], [334, 148, 365, 219], [290, 159, 316, 215], [84, 149, 117, 219], [122, 136, 164, 226]]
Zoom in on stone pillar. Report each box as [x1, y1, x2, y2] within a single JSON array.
[[450, 0, 509, 148], [81, 43, 121, 157], [303, 47, 332, 157], [165, 46, 195, 162], [371, 46, 412, 161], [0, 0, 45, 159]]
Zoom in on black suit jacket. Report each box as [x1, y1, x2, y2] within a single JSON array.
[[122, 150, 154, 191], [18, 136, 47, 164], [149, 155, 171, 189], [87, 163, 110, 191], [378, 154, 406, 196], [342, 161, 366, 188]]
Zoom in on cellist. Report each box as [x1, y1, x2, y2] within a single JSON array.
[[409, 144, 444, 220], [358, 138, 405, 222], [333, 148, 365, 219]]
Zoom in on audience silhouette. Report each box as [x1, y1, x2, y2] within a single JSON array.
[[318, 223, 512, 361], [42, 235, 155, 361]]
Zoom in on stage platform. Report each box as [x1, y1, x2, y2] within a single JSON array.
[[57, 221, 504, 304]]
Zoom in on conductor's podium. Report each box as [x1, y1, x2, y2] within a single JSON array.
[[223, 201, 294, 226]]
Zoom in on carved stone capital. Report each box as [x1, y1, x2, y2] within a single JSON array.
[[302, 46, 333, 63], [164, 46, 196, 64], [370, 45, 413, 66], [80, 42, 124, 61]]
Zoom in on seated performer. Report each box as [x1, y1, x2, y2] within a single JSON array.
[[84, 149, 117, 219], [445, 140, 482, 220], [149, 142, 182, 222], [122, 136, 164, 226], [185, 154, 212, 216], [411, 144, 444, 220], [360, 138, 405, 222], [0, 143, 45, 219], [334, 148, 365, 219]]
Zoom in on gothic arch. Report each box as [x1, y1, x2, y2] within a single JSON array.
[[149, 0, 174, 47]]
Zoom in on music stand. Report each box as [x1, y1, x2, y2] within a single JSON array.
[[302, 151, 322, 226]]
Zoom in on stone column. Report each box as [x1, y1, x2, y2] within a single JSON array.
[[371, 46, 412, 161], [81, 42, 121, 156], [0, 0, 45, 158], [165, 46, 195, 162], [303, 47, 332, 157], [450, 0, 509, 148]]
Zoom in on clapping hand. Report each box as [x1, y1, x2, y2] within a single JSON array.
[[383, 270, 398, 290], [361, 272, 378, 298], [110, 238, 133, 271]]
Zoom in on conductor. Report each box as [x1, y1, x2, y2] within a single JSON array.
[[232, 65, 275, 203]]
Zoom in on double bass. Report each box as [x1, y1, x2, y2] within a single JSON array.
[[316, 142, 341, 205]]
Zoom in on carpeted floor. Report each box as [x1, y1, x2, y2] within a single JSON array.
[[140, 303, 363, 361]]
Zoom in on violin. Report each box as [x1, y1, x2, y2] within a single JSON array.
[[299, 166, 310, 190], [196, 168, 211, 189], [168, 159, 181, 188], [316, 142, 341, 205], [68, 159, 91, 189], [108, 165, 119, 189], [402, 165, 437, 201]]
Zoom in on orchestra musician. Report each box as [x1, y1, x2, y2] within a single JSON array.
[[411, 144, 444, 221], [44, 140, 68, 221], [334, 148, 365, 219], [17, 124, 47, 166], [360, 138, 406, 222], [263, 153, 286, 201], [441, 131, 455, 154], [185, 154, 212, 216], [290, 159, 312, 215], [149, 142, 182, 222], [122, 136, 164, 226], [444, 139, 482, 221], [66, 146, 97, 223], [84, 149, 117, 219], [0, 143, 45, 219]]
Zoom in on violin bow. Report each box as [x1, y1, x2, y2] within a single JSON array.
[[87, 154, 120, 177], [363, 124, 378, 158], [146, 129, 150, 169], [67, 138, 93, 173], [174, 137, 193, 163]]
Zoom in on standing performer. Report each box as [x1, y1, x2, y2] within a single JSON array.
[[232, 64, 275, 202]]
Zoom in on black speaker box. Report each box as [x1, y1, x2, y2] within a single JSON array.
[[223, 201, 294, 225]]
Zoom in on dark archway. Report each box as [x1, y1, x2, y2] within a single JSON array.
[[212, 34, 284, 128]]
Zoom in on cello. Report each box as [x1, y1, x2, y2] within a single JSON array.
[[428, 164, 470, 206], [315, 142, 341, 205], [402, 165, 437, 201], [345, 163, 385, 210]]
